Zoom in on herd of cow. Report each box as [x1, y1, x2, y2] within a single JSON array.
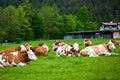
[[0, 39, 120, 68]]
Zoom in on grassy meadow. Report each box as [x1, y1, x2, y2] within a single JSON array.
[[0, 39, 120, 80]]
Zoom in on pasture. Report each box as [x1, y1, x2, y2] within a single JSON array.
[[0, 39, 120, 80]]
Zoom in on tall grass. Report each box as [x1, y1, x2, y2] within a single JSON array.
[[0, 39, 120, 80]]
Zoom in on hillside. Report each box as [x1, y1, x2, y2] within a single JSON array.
[[0, 0, 120, 22]]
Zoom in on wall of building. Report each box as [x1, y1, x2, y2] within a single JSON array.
[[113, 31, 120, 38]]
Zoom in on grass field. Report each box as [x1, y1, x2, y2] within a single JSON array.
[[0, 39, 120, 80]]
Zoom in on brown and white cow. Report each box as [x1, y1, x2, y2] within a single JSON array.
[[111, 40, 120, 45], [0, 43, 33, 54], [79, 40, 116, 57], [33, 43, 50, 56], [0, 45, 37, 68], [83, 39, 92, 47], [53, 40, 67, 51], [53, 40, 68, 57], [65, 43, 80, 57], [54, 41, 80, 57]]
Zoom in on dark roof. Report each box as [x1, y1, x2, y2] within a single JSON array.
[[66, 30, 120, 34], [102, 22, 120, 25]]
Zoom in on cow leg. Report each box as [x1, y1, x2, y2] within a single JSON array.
[[17, 62, 26, 66], [56, 52, 60, 57], [78, 53, 81, 56], [0, 55, 4, 68], [105, 52, 111, 56], [68, 54, 72, 56]]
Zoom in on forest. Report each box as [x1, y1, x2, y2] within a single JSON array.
[[0, 0, 120, 43]]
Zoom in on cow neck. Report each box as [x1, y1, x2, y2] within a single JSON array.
[[107, 44, 112, 52]]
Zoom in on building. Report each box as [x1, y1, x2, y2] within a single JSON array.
[[64, 22, 120, 39]]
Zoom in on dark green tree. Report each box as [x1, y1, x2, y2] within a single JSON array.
[[17, 5, 34, 41], [39, 4, 60, 39], [77, 5, 89, 23], [31, 10, 45, 39]]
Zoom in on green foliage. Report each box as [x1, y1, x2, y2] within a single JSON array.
[[0, 6, 19, 42], [39, 4, 60, 39], [0, 5, 34, 42], [21, 0, 34, 21], [31, 10, 45, 39], [85, 21, 99, 30], [76, 20, 85, 31], [77, 5, 89, 23], [0, 0, 120, 22], [15, 38, 22, 43], [76, 6, 98, 31], [63, 15, 76, 32]]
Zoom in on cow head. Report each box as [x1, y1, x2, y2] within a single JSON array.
[[27, 49, 37, 60], [83, 39, 92, 46], [24, 43, 32, 51], [22, 44, 37, 60], [108, 40, 116, 51], [20, 45, 26, 51]]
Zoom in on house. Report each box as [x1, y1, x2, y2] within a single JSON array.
[[64, 22, 120, 39]]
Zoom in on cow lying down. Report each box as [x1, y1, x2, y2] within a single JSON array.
[[79, 40, 116, 57], [111, 40, 120, 45], [33, 43, 50, 56], [0, 44, 37, 68], [53, 41, 80, 57], [83, 39, 92, 46]]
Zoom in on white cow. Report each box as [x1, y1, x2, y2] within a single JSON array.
[[79, 40, 116, 57]]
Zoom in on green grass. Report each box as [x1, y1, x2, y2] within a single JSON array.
[[0, 39, 120, 80]]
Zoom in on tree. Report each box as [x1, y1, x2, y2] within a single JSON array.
[[39, 4, 60, 39], [76, 5, 98, 31], [76, 20, 85, 31], [17, 5, 34, 41], [77, 5, 89, 23], [0, 5, 34, 42], [0, 6, 19, 42], [31, 10, 45, 39], [21, 0, 34, 22], [63, 15, 76, 32]]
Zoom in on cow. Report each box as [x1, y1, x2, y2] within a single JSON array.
[[33, 43, 50, 56], [53, 40, 68, 57], [79, 40, 116, 57], [83, 39, 92, 46], [53, 40, 67, 51], [0, 43, 33, 54], [54, 41, 80, 57], [65, 43, 80, 57], [56, 46, 66, 57], [111, 40, 120, 45], [0, 45, 37, 68]]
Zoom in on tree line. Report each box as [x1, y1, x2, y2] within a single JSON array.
[[0, 0, 119, 43]]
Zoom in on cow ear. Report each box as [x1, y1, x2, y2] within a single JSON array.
[[39, 43, 44, 46], [109, 39, 112, 42], [108, 39, 113, 43]]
